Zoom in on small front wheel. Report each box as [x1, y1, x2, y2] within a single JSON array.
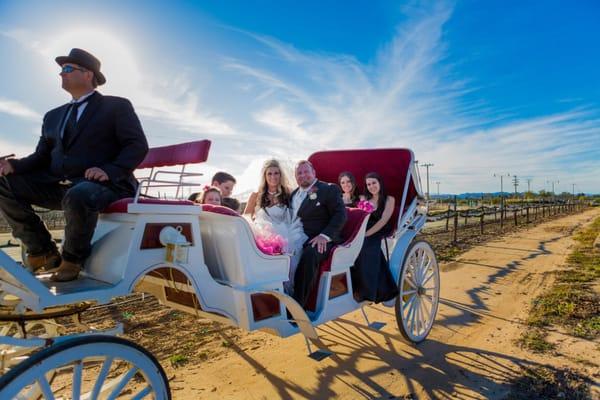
[[0, 335, 171, 399], [395, 240, 440, 343]]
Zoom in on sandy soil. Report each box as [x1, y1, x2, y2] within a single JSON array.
[[2, 209, 598, 399], [145, 208, 598, 399]]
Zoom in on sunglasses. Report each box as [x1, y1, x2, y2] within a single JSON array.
[[60, 65, 87, 74]]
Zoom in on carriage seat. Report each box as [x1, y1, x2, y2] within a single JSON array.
[[323, 208, 369, 272], [103, 197, 195, 213], [305, 207, 369, 311], [198, 204, 289, 288]]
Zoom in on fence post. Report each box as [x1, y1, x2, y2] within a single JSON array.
[[446, 203, 451, 231], [514, 207, 518, 226], [526, 204, 530, 224], [453, 196, 458, 244], [500, 196, 504, 229], [480, 205, 485, 234]]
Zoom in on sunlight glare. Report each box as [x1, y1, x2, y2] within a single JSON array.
[[42, 27, 141, 94]]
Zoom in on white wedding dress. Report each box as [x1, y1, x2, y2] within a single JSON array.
[[250, 205, 308, 292]]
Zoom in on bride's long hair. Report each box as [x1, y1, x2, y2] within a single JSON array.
[[257, 159, 292, 210]]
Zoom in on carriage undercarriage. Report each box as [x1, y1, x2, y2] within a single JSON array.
[[0, 142, 440, 399]]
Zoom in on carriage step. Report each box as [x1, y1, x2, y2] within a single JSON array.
[[368, 321, 386, 330], [308, 349, 332, 361], [360, 305, 386, 330], [304, 337, 332, 361]]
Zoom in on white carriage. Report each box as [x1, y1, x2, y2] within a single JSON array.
[[0, 140, 440, 399]]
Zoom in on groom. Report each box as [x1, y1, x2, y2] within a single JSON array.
[[291, 160, 346, 309]]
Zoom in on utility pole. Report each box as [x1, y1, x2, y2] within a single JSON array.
[[527, 179, 532, 193], [572, 183, 576, 198], [512, 175, 519, 195], [546, 180, 559, 195], [436, 181, 441, 197], [421, 163, 434, 200], [493, 173, 511, 195]]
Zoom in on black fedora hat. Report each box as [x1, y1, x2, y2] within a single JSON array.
[[55, 48, 106, 85]]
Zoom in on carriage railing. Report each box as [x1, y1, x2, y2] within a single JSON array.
[[396, 196, 427, 236], [134, 165, 205, 202], [394, 157, 426, 237], [134, 176, 202, 202]]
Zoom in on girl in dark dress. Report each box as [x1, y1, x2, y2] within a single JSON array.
[[352, 172, 399, 303], [338, 171, 360, 207]]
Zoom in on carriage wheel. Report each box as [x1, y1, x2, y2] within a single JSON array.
[[0, 335, 171, 399], [395, 240, 440, 343]]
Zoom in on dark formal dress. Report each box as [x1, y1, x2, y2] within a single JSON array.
[[0, 91, 148, 263], [351, 202, 399, 303], [291, 180, 347, 308], [342, 195, 359, 208]]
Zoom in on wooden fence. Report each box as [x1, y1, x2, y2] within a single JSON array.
[[423, 198, 587, 244]]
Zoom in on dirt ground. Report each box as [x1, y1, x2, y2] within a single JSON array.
[[88, 208, 598, 399], [2, 209, 599, 399]]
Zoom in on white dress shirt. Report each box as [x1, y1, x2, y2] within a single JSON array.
[[292, 179, 331, 242]]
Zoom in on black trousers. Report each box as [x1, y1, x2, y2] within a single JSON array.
[[293, 241, 335, 308], [0, 174, 120, 263]]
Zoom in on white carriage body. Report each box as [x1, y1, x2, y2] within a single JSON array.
[[0, 141, 431, 341]]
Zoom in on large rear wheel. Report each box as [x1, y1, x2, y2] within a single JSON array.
[[395, 240, 440, 343], [0, 335, 170, 399]]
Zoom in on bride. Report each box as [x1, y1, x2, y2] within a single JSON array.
[[244, 159, 307, 291]]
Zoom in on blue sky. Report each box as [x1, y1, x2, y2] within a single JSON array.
[[0, 0, 598, 195]]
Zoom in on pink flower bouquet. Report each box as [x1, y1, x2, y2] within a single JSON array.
[[357, 200, 374, 213], [256, 234, 288, 255]]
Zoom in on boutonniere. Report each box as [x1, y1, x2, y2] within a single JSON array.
[[308, 185, 318, 200]]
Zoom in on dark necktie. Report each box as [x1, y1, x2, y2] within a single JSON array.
[[62, 101, 86, 144]]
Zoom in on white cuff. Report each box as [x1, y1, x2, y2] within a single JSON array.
[[319, 233, 331, 242]]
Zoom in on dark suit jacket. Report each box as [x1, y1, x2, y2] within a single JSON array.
[[10, 92, 148, 196], [293, 180, 347, 243]]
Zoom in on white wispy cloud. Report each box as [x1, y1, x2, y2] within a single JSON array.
[[217, 4, 599, 193], [1, 28, 236, 140], [0, 98, 41, 120], [2, 3, 598, 195]]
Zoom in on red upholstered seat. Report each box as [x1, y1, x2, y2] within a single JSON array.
[[308, 148, 418, 235], [305, 207, 369, 311], [103, 140, 212, 214], [304, 148, 421, 312], [200, 204, 240, 216], [137, 140, 211, 169], [103, 198, 195, 213]]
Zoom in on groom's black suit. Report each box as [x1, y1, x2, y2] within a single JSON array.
[[292, 180, 346, 308]]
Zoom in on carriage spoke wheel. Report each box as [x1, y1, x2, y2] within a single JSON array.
[[0, 336, 171, 400], [395, 240, 440, 343]]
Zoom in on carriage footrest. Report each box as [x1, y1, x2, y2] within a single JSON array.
[[368, 321, 386, 331], [308, 349, 332, 361], [360, 305, 386, 331]]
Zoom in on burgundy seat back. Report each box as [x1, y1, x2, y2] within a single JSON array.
[[200, 204, 240, 216], [308, 148, 419, 235], [138, 139, 211, 169], [341, 208, 369, 243]]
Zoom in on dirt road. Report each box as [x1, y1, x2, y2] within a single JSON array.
[[159, 208, 600, 399]]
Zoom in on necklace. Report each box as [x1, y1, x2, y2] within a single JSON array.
[[268, 189, 281, 196]]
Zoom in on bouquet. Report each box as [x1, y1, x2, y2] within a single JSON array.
[[255, 233, 288, 255], [357, 199, 375, 213]]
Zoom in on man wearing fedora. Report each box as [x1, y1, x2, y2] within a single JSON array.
[[0, 48, 148, 281]]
